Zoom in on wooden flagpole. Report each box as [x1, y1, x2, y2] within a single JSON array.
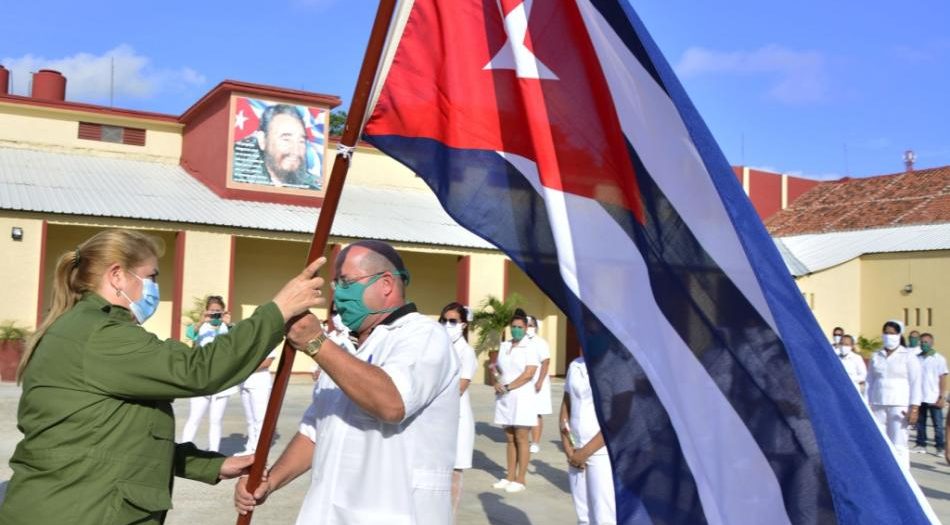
[[237, 1, 399, 522]]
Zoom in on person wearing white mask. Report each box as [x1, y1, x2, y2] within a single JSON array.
[[830, 326, 845, 353], [836, 334, 867, 397], [866, 320, 922, 469], [526, 315, 552, 454], [561, 355, 616, 524], [439, 302, 477, 518]]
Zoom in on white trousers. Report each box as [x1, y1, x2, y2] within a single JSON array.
[[181, 395, 230, 452], [240, 383, 271, 452], [871, 404, 910, 470], [569, 454, 616, 525]]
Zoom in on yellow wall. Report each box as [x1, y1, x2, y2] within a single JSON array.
[[0, 215, 44, 329], [41, 224, 178, 339], [0, 102, 182, 163], [860, 251, 950, 348], [465, 253, 508, 383], [232, 236, 312, 372], [180, 231, 233, 340], [507, 262, 568, 376], [399, 251, 458, 317], [345, 145, 429, 191], [794, 258, 861, 340], [795, 250, 950, 361]]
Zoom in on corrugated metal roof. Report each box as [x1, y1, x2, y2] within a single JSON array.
[[775, 223, 950, 276], [0, 147, 494, 250]]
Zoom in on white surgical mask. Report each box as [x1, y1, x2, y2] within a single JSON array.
[[882, 334, 900, 350], [445, 323, 463, 341], [838, 345, 852, 356], [526, 327, 537, 337], [833, 335, 842, 344]]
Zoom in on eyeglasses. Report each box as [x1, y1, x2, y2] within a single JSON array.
[[331, 271, 387, 290], [440, 319, 462, 326]]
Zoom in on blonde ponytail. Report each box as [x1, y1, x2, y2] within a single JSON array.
[[17, 229, 164, 383]]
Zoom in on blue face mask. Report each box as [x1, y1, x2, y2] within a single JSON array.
[[120, 272, 160, 324]]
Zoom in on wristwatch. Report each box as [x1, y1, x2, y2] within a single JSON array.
[[302, 333, 328, 358]]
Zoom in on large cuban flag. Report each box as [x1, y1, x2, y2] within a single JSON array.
[[362, 1, 938, 523]]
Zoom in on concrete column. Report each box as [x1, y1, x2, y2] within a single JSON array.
[[178, 230, 233, 341], [0, 216, 44, 329], [466, 253, 508, 383]]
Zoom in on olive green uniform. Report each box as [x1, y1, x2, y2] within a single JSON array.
[[0, 293, 285, 524]]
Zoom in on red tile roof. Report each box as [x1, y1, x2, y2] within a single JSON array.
[[766, 165, 950, 236]]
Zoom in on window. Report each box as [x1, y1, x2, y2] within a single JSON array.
[[903, 308, 909, 326], [77, 122, 146, 146], [928, 308, 933, 327]]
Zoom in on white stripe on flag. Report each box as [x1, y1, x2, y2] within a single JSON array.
[[501, 151, 791, 525], [575, 0, 779, 334]]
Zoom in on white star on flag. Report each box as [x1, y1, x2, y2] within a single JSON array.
[[483, 0, 558, 80], [235, 109, 249, 130]]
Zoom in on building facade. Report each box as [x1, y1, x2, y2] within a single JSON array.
[[769, 166, 950, 355], [0, 71, 570, 380]]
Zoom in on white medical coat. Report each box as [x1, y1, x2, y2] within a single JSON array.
[[296, 310, 460, 525], [866, 346, 922, 407]]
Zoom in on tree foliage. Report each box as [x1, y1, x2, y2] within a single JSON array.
[[330, 110, 348, 137], [470, 294, 523, 354]]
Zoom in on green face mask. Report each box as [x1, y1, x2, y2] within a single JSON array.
[[332, 273, 402, 332], [909, 336, 920, 348], [511, 326, 526, 340], [921, 342, 935, 355]]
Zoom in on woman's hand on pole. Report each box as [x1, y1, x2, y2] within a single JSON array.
[[272, 257, 327, 322]]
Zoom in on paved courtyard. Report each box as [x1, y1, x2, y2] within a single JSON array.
[[1, 377, 949, 523]]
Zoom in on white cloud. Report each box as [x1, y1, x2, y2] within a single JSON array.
[[1, 45, 206, 102], [675, 44, 826, 104]]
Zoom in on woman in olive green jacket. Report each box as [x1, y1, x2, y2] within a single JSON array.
[[0, 229, 326, 524]]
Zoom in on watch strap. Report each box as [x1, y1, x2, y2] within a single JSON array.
[[303, 333, 328, 358]]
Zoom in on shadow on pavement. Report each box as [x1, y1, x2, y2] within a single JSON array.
[[478, 491, 532, 525], [219, 433, 247, 455], [530, 458, 570, 493], [921, 484, 950, 501], [476, 421, 507, 443], [473, 448, 506, 480]]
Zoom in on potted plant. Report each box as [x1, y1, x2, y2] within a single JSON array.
[[181, 296, 208, 344], [0, 321, 30, 382], [470, 294, 522, 385], [856, 335, 881, 364]]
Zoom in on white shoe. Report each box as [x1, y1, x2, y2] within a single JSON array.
[[910, 444, 928, 454], [505, 481, 526, 493], [492, 478, 511, 489], [529, 443, 540, 454]]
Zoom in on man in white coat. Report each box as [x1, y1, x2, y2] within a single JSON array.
[[235, 240, 460, 525]]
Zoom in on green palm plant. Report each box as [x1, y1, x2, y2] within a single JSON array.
[[470, 293, 523, 354], [856, 335, 881, 359], [0, 321, 30, 341], [182, 296, 209, 343]]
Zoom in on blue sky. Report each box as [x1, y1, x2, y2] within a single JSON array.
[[2, 1, 948, 179]]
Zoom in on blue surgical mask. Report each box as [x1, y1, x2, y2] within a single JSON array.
[[120, 272, 160, 324]]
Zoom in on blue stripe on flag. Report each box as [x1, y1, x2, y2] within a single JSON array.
[[365, 134, 707, 525]]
